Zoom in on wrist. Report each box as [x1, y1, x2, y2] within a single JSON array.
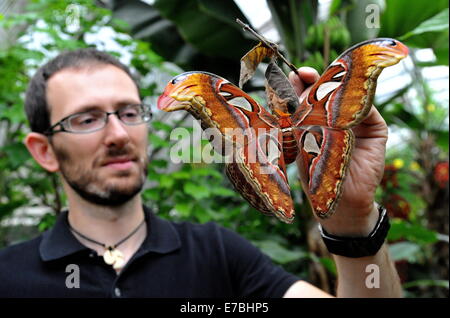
[[318, 204, 390, 258], [319, 203, 379, 237]]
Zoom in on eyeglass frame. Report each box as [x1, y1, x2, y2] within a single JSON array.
[[44, 103, 153, 136]]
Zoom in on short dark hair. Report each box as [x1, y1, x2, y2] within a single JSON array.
[[25, 48, 139, 133]]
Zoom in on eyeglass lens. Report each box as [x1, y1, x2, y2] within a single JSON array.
[[66, 104, 149, 133]]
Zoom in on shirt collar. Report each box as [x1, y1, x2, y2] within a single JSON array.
[[39, 206, 181, 262]]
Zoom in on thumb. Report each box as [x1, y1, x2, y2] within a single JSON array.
[[288, 66, 319, 98]]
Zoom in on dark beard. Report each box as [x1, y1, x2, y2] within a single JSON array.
[[64, 172, 145, 206], [53, 142, 148, 206]]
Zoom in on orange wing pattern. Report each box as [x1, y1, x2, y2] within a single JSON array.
[[158, 72, 295, 223], [158, 38, 408, 223]]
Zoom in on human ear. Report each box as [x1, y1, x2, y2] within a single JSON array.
[[24, 132, 60, 172]]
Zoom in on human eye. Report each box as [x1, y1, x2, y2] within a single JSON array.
[[119, 105, 142, 123], [69, 111, 103, 131]]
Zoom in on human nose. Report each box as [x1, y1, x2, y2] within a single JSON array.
[[102, 113, 130, 148]]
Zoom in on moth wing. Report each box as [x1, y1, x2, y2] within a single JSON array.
[[293, 126, 354, 218], [226, 127, 295, 224], [158, 71, 295, 223]]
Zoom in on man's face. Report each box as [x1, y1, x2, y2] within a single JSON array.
[[46, 64, 148, 206]]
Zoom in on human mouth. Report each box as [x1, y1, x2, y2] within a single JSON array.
[[107, 161, 134, 170], [102, 157, 136, 170]]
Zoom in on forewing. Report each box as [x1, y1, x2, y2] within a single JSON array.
[[158, 71, 295, 223], [292, 38, 408, 129]]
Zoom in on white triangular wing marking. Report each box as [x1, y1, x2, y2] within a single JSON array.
[[219, 91, 232, 97], [303, 132, 321, 155], [316, 82, 341, 101], [228, 97, 253, 111], [333, 71, 346, 79]]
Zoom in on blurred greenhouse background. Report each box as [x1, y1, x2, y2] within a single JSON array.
[[0, 0, 448, 297]]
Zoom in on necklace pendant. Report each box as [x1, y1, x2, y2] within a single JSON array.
[[103, 247, 125, 269], [112, 250, 125, 269], [103, 247, 116, 265]]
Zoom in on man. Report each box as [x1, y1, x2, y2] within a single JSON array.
[[0, 48, 402, 297]]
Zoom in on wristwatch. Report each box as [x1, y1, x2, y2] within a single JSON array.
[[318, 204, 390, 258]]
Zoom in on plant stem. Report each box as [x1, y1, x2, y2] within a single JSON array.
[[236, 18, 299, 75]]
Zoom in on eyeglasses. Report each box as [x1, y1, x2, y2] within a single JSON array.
[[44, 104, 152, 135]]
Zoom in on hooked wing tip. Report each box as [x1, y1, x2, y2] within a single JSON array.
[[157, 92, 179, 111], [169, 71, 224, 85], [275, 210, 295, 224], [156, 93, 167, 110]]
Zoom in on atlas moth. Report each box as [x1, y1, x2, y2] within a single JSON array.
[[158, 38, 408, 224]]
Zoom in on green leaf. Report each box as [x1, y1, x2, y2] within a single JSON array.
[[38, 213, 57, 232], [111, 0, 253, 82], [346, 0, 383, 43], [171, 170, 192, 180], [2, 143, 30, 169], [388, 241, 422, 263], [189, 166, 222, 179], [159, 174, 175, 188], [148, 133, 170, 148], [400, 9, 449, 40], [146, 168, 160, 181], [380, 0, 448, 38], [432, 31, 449, 65], [403, 279, 449, 289], [142, 188, 160, 201], [110, 17, 131, 32], [319, 257, 337, 277], [175, 202, 192, 217], [183, 182, 210, 200], [253, 240, 307, 264], [388, 219, 439, 244], [0, 200, 27, 218], [329, 0, 342, 17], [382, 103, 424, 130], [195, 205, 213, 223], [151, 159, 168, 168], [211, 186, 236, 197], [0, 103, 27, 123], [431, 129, 450, 152], [152, 120, 174, 133], [154, 0, 252, 60]]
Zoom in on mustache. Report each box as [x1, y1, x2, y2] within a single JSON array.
[[54, 141, 148, 168], [106, 145, 135, 158], [93, 145, 140, 167]]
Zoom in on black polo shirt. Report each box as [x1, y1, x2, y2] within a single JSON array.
[[0, 206, 299, 298]]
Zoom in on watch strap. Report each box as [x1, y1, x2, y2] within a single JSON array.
[[318, 204, 390, 258]]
